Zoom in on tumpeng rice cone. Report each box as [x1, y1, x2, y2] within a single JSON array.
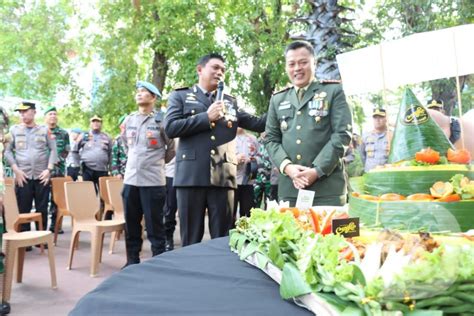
[[388, 88, 453, 163]]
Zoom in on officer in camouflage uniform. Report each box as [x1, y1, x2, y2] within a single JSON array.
[[265, 41, 352, 206], [122, 81, 175, 266], [253, 132, 274, 208], [111, 115, 128, 178], [44, 106, 70, 232], [360, 108, 392, 172], [4, 102, 58, 233]]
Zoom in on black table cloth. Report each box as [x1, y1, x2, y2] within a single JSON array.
[[70, 237, 313, 315]]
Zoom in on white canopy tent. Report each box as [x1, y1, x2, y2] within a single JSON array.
[[336, 24, 474, 96]]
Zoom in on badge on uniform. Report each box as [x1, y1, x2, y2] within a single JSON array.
[[280, 116, 288, 131], [309, 91, 328, 123], [278, 101, 291, 110], [223, 100, 237, 128], [185, 93, 198, 104]]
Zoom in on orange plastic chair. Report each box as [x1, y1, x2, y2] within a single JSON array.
[[64, 181, 125, 277], [3, 177, 14, 186], [50, 176, 73, 245], [2, 184, 57, 302], [106, 179, 124, 254], [3, 184, 44, 240], [99, 176, 116, 220]]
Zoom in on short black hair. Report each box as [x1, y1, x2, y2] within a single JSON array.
[[285, 41, 315, 57], [197, 53, 225, 67]]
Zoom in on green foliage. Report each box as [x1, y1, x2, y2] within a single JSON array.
[[223, 0, 299, 114], [0, 0, 75, 101]]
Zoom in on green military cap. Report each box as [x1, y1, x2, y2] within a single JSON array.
[[118, 114, 127, 126], [44, 106, 57, 115], [426, 99, 443, 110], [90, 114, 102, 122], [372, 108, 386, 117], [15, 101, 36, 111]]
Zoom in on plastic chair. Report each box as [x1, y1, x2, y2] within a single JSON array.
[[99, 176, 117, 220], [106, 179, 124, 254], [3, 177, 14, 186], [2, 184, 57, 302], [50, 176, 73, 245], [64, 181, 125, 277], [3, 184, 45, 244]]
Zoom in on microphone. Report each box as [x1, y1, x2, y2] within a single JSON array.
[[216, 81, 224, 102]]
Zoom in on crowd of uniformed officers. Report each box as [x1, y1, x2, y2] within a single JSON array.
[[4, 41, 354, 267]]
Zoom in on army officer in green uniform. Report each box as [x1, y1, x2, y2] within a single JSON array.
[[265, 41, 352, 206]]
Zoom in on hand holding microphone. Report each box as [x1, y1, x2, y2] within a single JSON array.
[[207, 81, 225, 122]]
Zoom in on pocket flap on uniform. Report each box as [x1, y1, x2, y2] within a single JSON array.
[[177, 149, 196, 161], [183, 105, 205, 116]]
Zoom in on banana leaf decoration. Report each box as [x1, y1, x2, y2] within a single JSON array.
[[349, 195, 474, 232], [363, 166, 474, 195], [388, 88, 454, 163]]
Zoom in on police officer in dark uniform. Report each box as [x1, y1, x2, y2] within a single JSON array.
[[164, 53, 266, 246], [4, 101, 58, 233], [265, 41, 352, 206], [122, 81, 175, 266]]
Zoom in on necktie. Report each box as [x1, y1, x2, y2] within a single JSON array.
[[297, 88, 305, 102]]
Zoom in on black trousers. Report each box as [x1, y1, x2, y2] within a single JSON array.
[[82, 163, 108, 193], [122, 184, 166, 257], [15, 179, 50, 231], [233, 185, 255, 222], [164, 177, 177, 240], [177, 187, 233, 247], [67, 166, 80, 181]]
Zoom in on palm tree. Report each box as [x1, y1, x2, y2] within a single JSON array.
[[290, 0, 355, 80]]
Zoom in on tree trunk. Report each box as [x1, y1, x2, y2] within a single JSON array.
[[151, 51, 168, 95], [291, 0, 354, 80]]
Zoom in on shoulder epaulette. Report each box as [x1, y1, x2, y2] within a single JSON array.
[[320, 79, 342, 84], [273, 86, 291, 95], [175, 87, 189, 91]]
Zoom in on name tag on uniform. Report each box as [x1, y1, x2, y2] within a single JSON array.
[[278, 101, 291, 110]]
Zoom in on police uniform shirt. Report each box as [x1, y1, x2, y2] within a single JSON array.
[[77, 131, 112, 172], [360, 130, 391, 172], [122, 110, 175, 187], [4, 124, 58, 179], [67, 140, 81, 168]]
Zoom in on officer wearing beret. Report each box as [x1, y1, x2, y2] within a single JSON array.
[[111, 115, 128, 179], [360, 107, 392, 172], [66, 128, 82, 180], [122, 81, 175, 266], [74, 115, 112, 192], [265, 41, 353, 206], [44, 106, 70, 232], [4, 101, 58, 234], [164, 53, 266, 246]]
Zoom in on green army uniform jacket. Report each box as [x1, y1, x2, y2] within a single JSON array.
[[111, 135, 127, 177], [50, 126, 70, 176], [265, 80, 353, 206]]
